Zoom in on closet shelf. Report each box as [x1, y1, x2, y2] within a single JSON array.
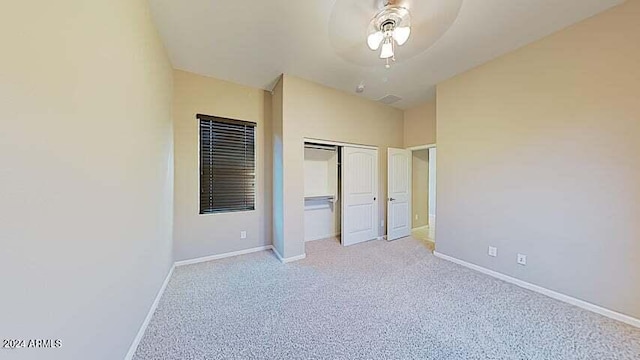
[[304, 194, 335, 201]]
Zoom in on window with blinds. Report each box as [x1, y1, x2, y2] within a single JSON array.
[[198, 114, 256, 214]]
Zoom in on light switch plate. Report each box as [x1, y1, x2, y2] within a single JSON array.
[[240, 231, 247, 239]]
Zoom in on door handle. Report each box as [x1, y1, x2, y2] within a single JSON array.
[[389, 198, 396, 202]]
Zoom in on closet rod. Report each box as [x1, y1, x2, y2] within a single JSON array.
[[304, 144, 336, 151]]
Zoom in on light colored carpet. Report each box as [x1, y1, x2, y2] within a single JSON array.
[[134, 237, 640, 360]]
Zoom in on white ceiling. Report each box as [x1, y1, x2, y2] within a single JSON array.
[[149, 0, 624, 109]]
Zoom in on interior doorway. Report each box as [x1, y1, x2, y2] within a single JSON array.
[[409, 146, 436, 249]]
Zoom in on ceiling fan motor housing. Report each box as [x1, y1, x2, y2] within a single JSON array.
[[373, 6, 409, 33]]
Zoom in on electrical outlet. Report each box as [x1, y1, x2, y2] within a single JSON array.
[[488, 246, 498, 257], [240, 231, 247, 239], [517, 253, 527, 265], [415, 214, 419, 220]]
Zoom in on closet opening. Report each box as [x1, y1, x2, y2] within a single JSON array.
[[304, 142, 341, 245], [304, 139, 380, 248]]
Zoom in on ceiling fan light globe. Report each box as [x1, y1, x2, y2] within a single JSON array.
[[367, 31, 384, 50], [380, 42, 394, 59], [393, 26, 411, 46]]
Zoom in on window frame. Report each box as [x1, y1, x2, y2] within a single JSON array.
[[197, 114, 257, 215]]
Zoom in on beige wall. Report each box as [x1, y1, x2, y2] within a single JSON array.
[[404, 100, 437, 148], [279, 75, 404, 258], [412, 149, 430, 229], [173, 70, 272, 261], [437, 0, 640, 319], [0, 1, 174, 359]]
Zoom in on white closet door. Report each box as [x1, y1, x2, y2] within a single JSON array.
[[387, 148, 412, 241], [342, 147, 378, 246]]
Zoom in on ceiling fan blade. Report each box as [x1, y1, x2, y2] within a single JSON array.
[[367, 31, 384, 50], [393, 26, 411, 45]]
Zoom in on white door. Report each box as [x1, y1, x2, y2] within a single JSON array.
[[387, 148, 412, 241], [342, 147, 378, 246]]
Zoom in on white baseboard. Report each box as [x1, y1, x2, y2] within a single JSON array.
[[433, 251, 640, 329], [124, 264, 175, 360], [272, 247, 307, 263], [175, 245, 273, 267]]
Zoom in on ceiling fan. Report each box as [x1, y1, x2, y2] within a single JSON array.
[[327, 0, 462, 68], [366, 1, 412, 68]]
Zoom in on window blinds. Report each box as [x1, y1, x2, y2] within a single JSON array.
[[198, 114, 256, 214]]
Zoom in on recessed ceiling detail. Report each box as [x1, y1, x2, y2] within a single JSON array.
[[328, 0, 463, 67], [148, 0, 625, 109]]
